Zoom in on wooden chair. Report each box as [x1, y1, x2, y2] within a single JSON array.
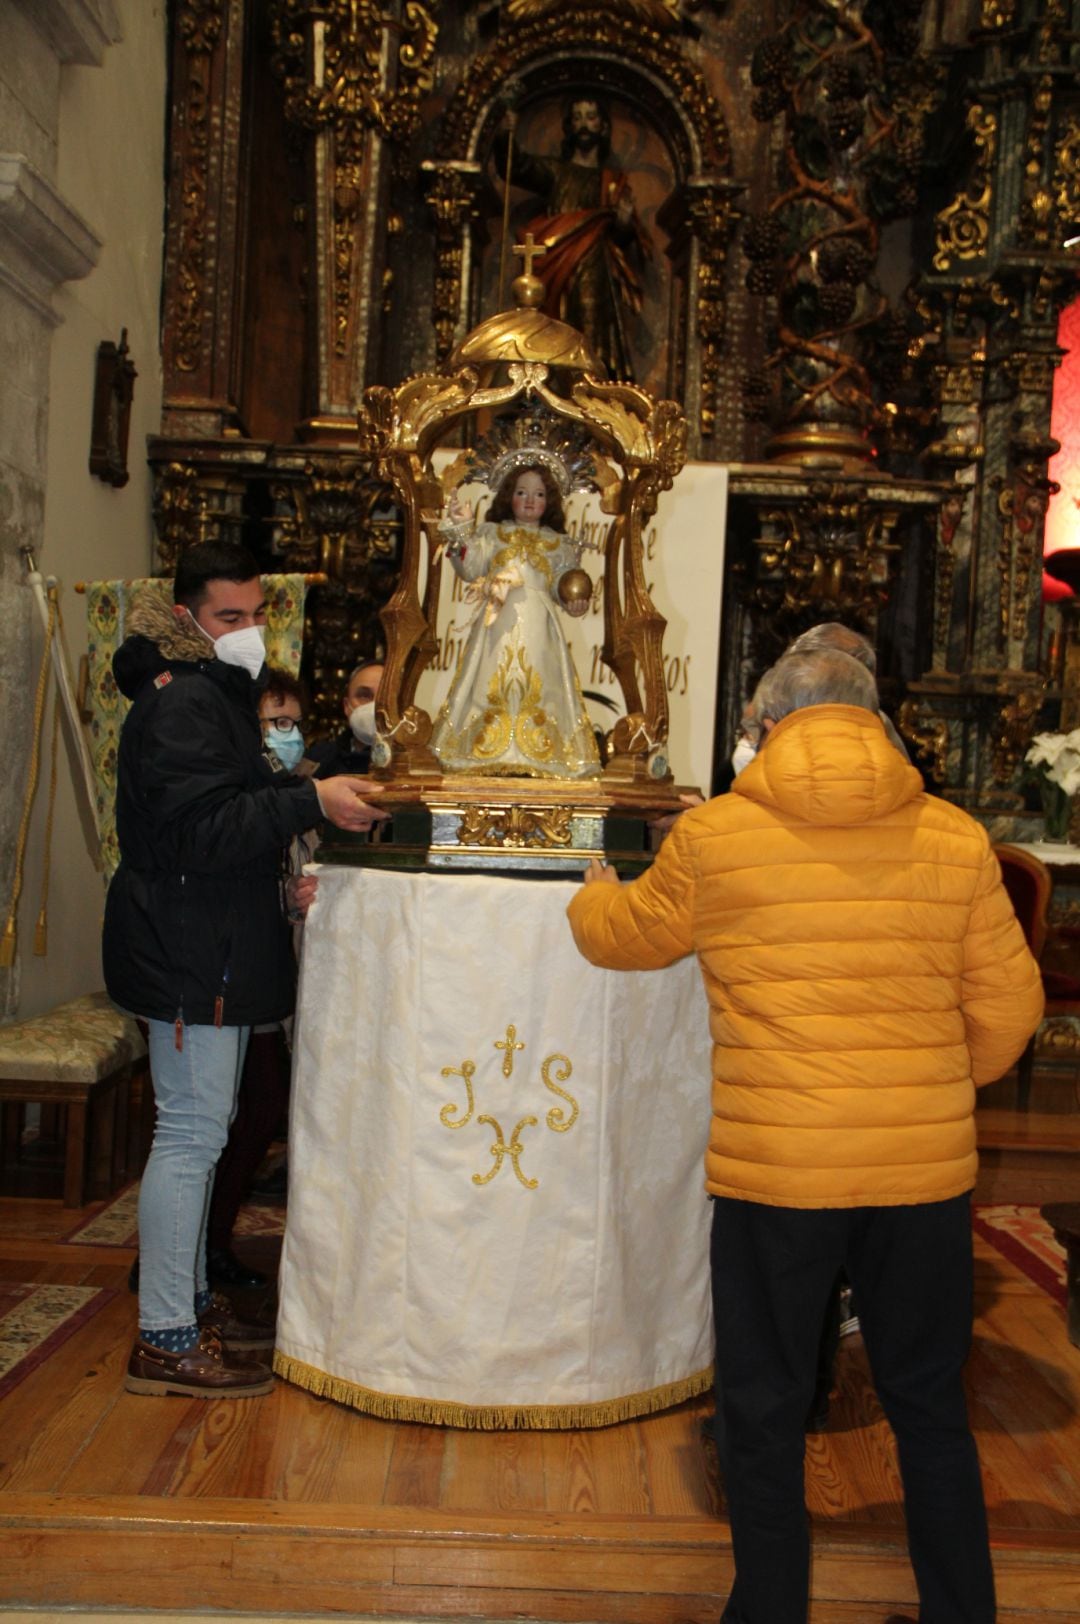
[[0, 991, 147, 1206], [994, 844, 1080, 1109]]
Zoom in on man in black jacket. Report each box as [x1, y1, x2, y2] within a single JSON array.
[[104, 541, 383, 1398]]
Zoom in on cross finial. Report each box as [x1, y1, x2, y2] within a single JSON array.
[[494, 1024, 525, 1078], [513, 233, 547, 281]]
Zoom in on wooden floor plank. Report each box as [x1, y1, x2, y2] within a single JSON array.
[[439, 1421, 550, 1514], [0, 1294, 132, 1493], [537, 1414, 657, 1516], [637, 1398, 719, 1518], [256, 1385, 352, 1503], [805, 1340, 905, 1528], [59, 1382, 197, 1497], [382, 1417, 447, 1507], [153, 1383, 287, 1499]]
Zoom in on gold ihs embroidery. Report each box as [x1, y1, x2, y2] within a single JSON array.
[[436, 1023, 581, 1190], [495, 1024, 524, 1077], [541, 1053, 579, 1132], [440, 1059, 476, 1128], [472, 1114, 539, 1189]]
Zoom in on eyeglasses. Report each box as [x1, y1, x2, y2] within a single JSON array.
[[262, 715, 303, 733]]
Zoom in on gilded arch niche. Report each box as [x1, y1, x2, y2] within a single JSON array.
[[423, 4, 739, 449]]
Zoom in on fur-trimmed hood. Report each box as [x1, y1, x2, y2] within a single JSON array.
[[126, 588, 218, 663], [112, 587, 226, 702]]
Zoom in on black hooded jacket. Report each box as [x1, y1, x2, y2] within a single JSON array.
[[308, 728, 371, 779], [102, 591, 321, 1026]]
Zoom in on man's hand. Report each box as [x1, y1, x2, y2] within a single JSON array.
[[583, 857, 620, 885], [649, 790, 705, 839], [314, 775, 389, 832], [286, 873, 318, 919]]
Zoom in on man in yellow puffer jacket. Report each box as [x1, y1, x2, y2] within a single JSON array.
[[568, 648, 1043, 1624]]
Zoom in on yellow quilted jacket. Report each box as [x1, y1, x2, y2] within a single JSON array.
[[567, 704, 1044, 1209]]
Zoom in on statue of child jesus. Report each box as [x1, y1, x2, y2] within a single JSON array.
[[431, 461, 601, 778]]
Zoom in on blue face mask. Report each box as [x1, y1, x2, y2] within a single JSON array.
[[265, 724, 304, 772]]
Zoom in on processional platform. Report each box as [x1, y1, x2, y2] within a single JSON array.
[[274, 278, 716, 1423]]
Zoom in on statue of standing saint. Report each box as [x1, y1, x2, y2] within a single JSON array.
[[494, 97, 653, 381]]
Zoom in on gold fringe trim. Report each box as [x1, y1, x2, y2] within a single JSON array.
[[273, 1351, 713, 1430]]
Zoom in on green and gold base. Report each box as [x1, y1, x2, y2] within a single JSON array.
[[317, 775, 692, 876]]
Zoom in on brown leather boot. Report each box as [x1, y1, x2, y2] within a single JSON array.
[[197, 1290, 275, 1351], [125, 1328, 274, 1397]]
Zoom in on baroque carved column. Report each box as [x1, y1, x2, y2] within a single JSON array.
[[896, 0, 1080, 819], [160, 0, 249, 438], [270, 0, 439, 442], [740, 0, 943, 468], [724, 0, 949, 779], [420, 160, 486, 363]]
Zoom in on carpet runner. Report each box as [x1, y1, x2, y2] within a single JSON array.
[[972, 1203, 1067, 1306], [0, 1283, 114, 1400]]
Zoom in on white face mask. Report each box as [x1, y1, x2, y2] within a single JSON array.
[[213, 623, 266, 679], [348, 701, 377, 746], [731, 735, 756, 777]]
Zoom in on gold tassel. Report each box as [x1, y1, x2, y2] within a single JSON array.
[[0, 917, 15, 968], [272, 1350, 713, 1431], [33, 906, 47, 956]]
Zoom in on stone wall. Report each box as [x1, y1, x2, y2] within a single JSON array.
[[0, 0, 166, 1020]]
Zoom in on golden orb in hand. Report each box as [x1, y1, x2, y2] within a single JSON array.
[[558, 568, 593, 616]]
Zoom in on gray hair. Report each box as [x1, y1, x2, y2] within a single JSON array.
[[785, 621, 876, 673], [749, 649, 879, 728], [347, 659, 383, 684]]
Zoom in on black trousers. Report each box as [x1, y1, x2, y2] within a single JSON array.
[[710, 1193, 995, 1624], [206, 1027, 290, 1252]]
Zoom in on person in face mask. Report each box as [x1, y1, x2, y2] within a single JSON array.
[[258, 669, 309, 776], [103, 540, 386, 1400], [730, 730, 757, 777], [307, 659, 385, 780], [199, 666, 318, 1289]]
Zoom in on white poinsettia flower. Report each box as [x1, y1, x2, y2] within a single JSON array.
[[1052, 761, 1080, 795], [1066, 729, 1080, 752], [1026, 732, 1065, 767], [1048, 742, 1080, 784]]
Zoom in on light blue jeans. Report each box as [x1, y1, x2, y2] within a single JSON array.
[[138, 1020, 251, 1331]]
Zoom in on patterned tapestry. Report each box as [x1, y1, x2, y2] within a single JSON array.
[[85, 575, 308, 878]]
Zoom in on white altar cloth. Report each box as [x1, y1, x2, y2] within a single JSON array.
[[274, 866, 715, 1427]]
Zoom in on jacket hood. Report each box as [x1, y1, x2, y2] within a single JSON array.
[[113, 588, 216, 700], [129, 588, 215, 660], [733, 704, 923, 826]]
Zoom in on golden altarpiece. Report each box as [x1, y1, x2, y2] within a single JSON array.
[[150, 1, 1080, 868]]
